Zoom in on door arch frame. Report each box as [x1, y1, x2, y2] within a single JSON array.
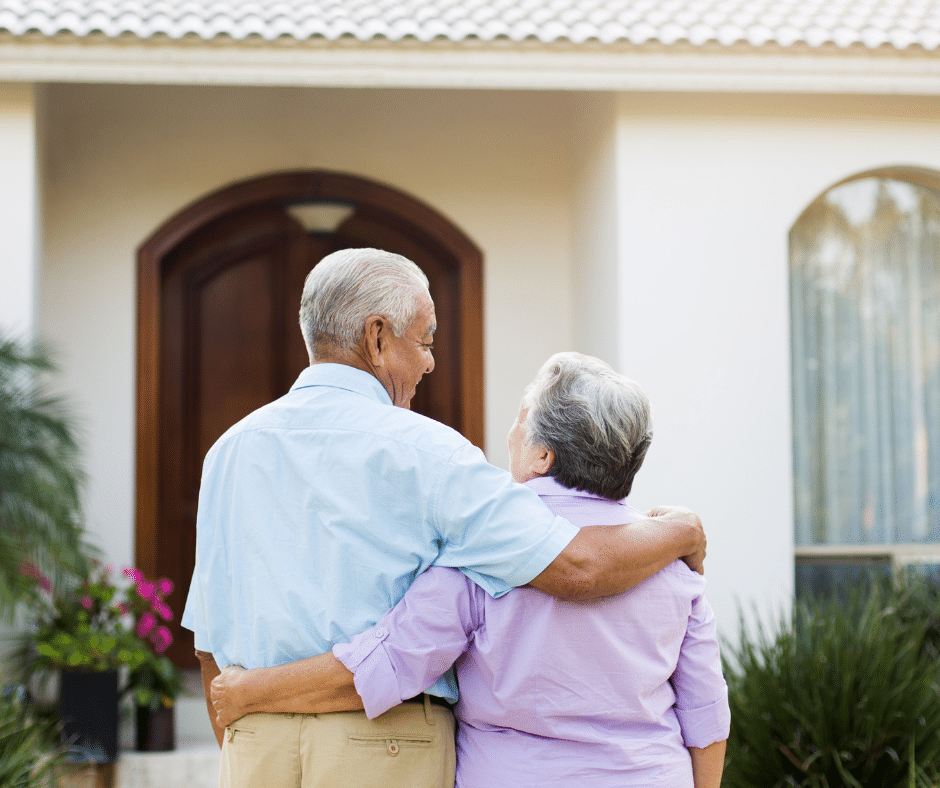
[[136, 170, 484, 578]]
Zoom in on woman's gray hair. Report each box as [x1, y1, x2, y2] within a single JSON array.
[[523, 352, 652, 501], [299, 248, 430, 359]]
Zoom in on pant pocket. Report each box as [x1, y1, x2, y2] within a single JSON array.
[[225, 724, 258, 743], [347, 735, 433, 756]]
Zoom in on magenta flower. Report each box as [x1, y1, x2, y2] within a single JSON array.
[[136, 581, 156, 602], [154, 601, 174, 621], [158, 578, 174, 596], [123, 567, 144, 582], [18, 560, 39, 578], [80, 596, 93, 610], [136, 612, 156, 637], [153, 626, 173, 654], [18, 560, 51, 591]]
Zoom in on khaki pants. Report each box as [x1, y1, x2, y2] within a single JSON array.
[[219, 698, 456, 788]]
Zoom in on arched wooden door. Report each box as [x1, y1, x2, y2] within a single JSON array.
[[137, 171, 483, 666]]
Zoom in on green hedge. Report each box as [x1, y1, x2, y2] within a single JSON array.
[[722, 577, 940, 788], [0, 686, 70, 788]]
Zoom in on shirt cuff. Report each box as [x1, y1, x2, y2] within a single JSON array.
[[676, 687, 731, 749], [332, 626, 403, 720]]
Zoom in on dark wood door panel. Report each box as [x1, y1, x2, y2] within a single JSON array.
[[159, 209, 317, 665]]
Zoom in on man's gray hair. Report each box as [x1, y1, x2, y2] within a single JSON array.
[[523, 352, 653, 501], [299, 248, 430, 359]]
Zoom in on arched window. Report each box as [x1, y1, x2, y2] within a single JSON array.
[[790, 168, 940, 596]]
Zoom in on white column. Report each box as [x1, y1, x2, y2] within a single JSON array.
[[0, 83, 39, 338], [0, 83, 38, 684]]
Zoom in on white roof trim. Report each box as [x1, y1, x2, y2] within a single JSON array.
[[1, 33, 939, 93]]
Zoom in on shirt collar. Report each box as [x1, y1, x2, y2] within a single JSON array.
[[290, 363, 393, 406], [523, 476, 620, 502]]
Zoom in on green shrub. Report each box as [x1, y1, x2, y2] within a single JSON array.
[[0, 686, 70, 788], [892, 570, 940, 660], [722, 582, 940, 788]]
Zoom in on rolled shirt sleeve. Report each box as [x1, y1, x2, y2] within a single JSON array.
[[671, 589, 731, 748], [333, 567, 482, 718]]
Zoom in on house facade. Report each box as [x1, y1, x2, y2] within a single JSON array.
[[2, 0, 940, 748]]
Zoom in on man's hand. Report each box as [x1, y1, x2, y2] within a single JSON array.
[[647, 506, 706, 574], [211, 665, 248, 729]]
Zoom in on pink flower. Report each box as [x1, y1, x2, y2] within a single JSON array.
[[154, 601, 174, 621], [158, 578, 174, 596], [80, 596, 93, 610], [136, 612, 156, 637], [123, 567, 144, 583], [18, 560, 39, 578], [20, 561, 53, 592], [152, 626, 173, 654], [136, 581, 156, 602]]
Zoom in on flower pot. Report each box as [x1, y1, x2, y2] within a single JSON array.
[[59, 668, 119, 763], [135, 704, 175, 751]]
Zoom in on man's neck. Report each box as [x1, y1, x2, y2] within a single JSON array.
[[311, 345, 393, 403], [312, 343, 369, 372]]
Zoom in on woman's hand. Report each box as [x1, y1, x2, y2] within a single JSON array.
[[211, 664, 247, 729]]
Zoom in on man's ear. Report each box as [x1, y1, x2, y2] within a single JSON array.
[[532, 446, 555, 476], [362, 315, 387, 367]]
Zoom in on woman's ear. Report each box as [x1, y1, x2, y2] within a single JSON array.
[[531, 446, 555, 477]]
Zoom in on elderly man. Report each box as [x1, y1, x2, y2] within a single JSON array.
[[182, 248, 705, 788]]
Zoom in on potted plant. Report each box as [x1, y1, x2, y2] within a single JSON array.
[[122, 569, 184, 751], [20, 562, 152, 763], [19, 562, 183, 760]]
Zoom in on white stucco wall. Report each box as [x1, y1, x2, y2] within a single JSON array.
[[571, 92, 621, 365], [607, 92, 940, 640], [39, 84, 577, 571], [0, 82, 39, 337]]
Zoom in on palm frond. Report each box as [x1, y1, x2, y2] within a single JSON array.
[[0, 334, 91, 621]]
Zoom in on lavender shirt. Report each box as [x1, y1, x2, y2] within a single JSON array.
[[333, 477, 730, 788]]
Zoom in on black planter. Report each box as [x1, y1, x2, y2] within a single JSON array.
[[59, 669, 119, 763], [136, 704, 175, 751]]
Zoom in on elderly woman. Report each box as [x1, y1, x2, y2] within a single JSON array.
[[212, 352, 729, 788]]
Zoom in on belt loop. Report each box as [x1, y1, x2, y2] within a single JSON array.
[[423, 693, 435, 725]]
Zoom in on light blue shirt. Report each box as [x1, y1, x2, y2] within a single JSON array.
[[182, 363, 577, 701]]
